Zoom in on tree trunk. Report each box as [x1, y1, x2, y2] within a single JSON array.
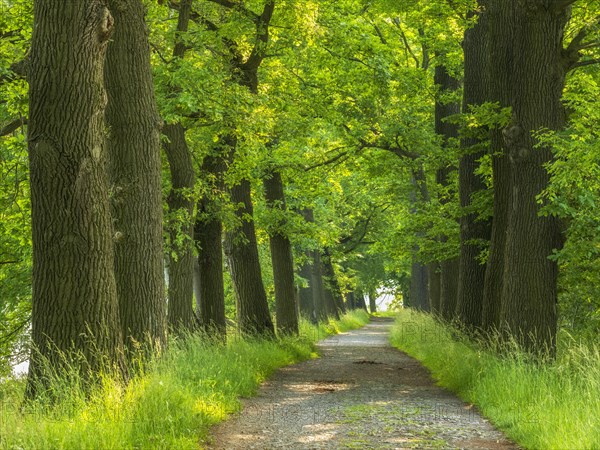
[[161, 0, 196, 333], [310, 250, 328, 322], [195, 196, 226, 337], [429, 61, 460, 319], [105, 0, 166, 350], [428, 262, 441, 314], [26, 0, 123, 396], [322, 249, 346, 315], [455, 4, 492, 330], [409, 169, 430, 311], [263, 171, 299, 335], [224, 177, 275, 336], [440, 257, 459, 321], [368, 291, 377, 314], [320, 253, 340, 321], [164, 123, 196, 332], [500, 1, 568, 354], [410, 260, 429, 311], [355, 290, 368, 312], [482, 0, 515, 333], [195, 198, 226, 336], [299, 208, 327, 321], [194, 153, 226, 336], [346, 291, 356, 310]]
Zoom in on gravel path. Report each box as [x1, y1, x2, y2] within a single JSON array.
[[208, 317, 519, 449]]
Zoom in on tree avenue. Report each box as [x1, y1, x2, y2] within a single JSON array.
[[0, 0, 599, 399]]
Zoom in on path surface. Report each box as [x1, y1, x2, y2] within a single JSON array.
[[208, 317, 518, 449]]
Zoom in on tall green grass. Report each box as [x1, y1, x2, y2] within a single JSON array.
[[390, 309, 600, 450], [0, 310, 369, 449]]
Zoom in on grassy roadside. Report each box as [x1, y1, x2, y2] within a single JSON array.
[[0, 310, 369, 449], [389, 309, 600, 450]]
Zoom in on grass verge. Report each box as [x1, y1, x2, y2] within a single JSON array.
[[389, 309, 600, 450], [0, 310, 369, 449]]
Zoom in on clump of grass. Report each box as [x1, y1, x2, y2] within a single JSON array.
[[389, 309, 600, 450], [0, 310, 369, 449]]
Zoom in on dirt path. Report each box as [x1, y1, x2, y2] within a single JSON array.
[[208, 317, 518, 449]]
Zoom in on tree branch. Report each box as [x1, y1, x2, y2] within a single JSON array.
[[565, 16, 600, 55], [0, 58, 29, 85], [419, 28, 430, 70], [242, 0, 275, 73], [572, 58, 600, 69], [304, 149, 350, 171], [0, 117, 26, 137], [205, 0, 260, 23], [393, 18, 420, 68]]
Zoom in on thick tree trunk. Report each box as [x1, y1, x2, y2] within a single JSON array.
[[299, 208, 327, 321], [224, 178, 275, 336], [105, 0, 166, 350], [433, 63, 461, 316], [310, 250, 328, 322], [440, 257, 459, 321], [409, 169, 430, 311], [368, 291, 377, 314], [355, 290, 368, 312], [161, 0, 196, 333], [264, 171, 299, 335], [345, 291, 356, 310], [455, 4, 492, 330], [195, 156, 226, 335], [26, 0, 123, 396], [195, 199, 226, 336], [164, 123, 196, 332], [428, 262, 441, 314], [499, 1, 568, 354], [482, 0, 515, 333], [410, 261, 429, 311], [320, 253, 340, 320], [322, 249, 346, 315]]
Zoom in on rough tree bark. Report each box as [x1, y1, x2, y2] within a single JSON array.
[[224, 177, 275, 336], [164, 123, 196, 332], [428, 262, 441, 314], [433, 62, 461, 317], [499, 0, 569, 354], [482, 0, 515, 332], [409, 168, 430, 311], [455, 4, 492, 330], [298, 208, 327, 321], [310, 249, 328, 322], [440, 258, 459, 321], [162, 0, 196, 333], [26, 0, 123, 396], [215, 0, 275, 336], [264, 170, 299, 335], [195, 154, 226, 336], [105, 0, 166, 349], [322, 248, 346, 315]]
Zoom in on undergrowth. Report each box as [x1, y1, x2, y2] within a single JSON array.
[[0, 310, 369, 449], [390, 309, 600, 450]]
